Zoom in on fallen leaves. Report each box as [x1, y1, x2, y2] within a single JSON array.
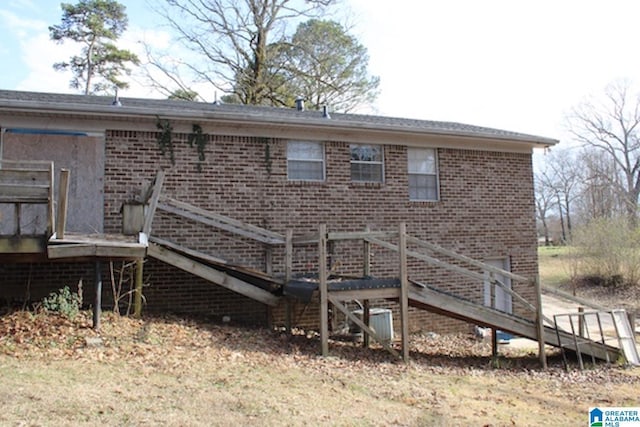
[[0, 308, 638, 391]]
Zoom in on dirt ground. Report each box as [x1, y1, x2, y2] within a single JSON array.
[[1, 311, 638, 426]]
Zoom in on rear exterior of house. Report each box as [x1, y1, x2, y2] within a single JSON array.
[[0, 90, 556, 333]]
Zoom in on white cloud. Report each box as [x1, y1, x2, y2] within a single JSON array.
[[15, 32, 78, 93]]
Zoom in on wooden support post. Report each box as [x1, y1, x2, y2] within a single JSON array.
[[492, 328, 498, 364], [578, 306, 585, 337], [14, 203, 20, 235], [363, 225, 371, 348], [319, 224, 329, 356], [398, 222, 410, 362], [93, 261, 102, 330], [56, 168, 70, 239], [142, 170, 165, 236], [265, 246, 273, 276], [285, 229, 293, 334], [47, 162, 54, 236], [534, 276, 547, 369], [133, 258, 144, 319]]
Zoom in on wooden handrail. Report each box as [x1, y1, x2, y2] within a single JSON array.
[[158, 196, 285, 245]]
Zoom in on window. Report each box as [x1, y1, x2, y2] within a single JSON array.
[[350, 144, 383, 182], [408, 148, 438, 201], [287, 141, 325, 181]]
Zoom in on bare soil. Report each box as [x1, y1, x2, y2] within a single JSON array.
[[0, 310, 638, 426]]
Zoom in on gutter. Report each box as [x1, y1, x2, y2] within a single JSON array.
[[0, 98, 559, 149]]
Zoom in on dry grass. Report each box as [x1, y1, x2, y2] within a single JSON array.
[[1, 311, 639, 426], [538, 245, 574, 288]]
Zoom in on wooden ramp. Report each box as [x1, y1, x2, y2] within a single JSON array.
[[147, 241, 280, 307], [408, 283, 622, 363]]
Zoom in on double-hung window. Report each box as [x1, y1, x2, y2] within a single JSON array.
[[350, 144, 384, 182], [287, 141, 325, 181], [408, 148, 439, 201]]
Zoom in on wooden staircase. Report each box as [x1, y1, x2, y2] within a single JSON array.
[[139, 171, 637, 366]]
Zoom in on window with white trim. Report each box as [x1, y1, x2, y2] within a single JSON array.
[[287, 141, 325, 181], [408, 148, 439, 201], [350, 144, 384, 182]]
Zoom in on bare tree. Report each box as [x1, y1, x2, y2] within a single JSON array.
[[576, 148, 624, 221], [534, 172, 556, 245], [568, 80, 640, 225], [145, 0, 335, 104], [537, 148, 581, 242]]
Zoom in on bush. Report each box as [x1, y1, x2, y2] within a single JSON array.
[[42, 286, 82, 320], [572, 217, 640, 288]]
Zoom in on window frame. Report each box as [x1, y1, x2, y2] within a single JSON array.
[[408, 147, 439, 201], [350, 144, 385, 183], [286, 140, 326, 182]]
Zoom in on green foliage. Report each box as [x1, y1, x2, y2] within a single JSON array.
[[572, 217, 640, 287], [42, 286, 82, 319], [168, 89, 199, 101], [275, 19, 380, 112], [149, 0, 338, 106], [155, 117, 175, 165], [258, 137, 272, 175], [49, 0, 139, 94], [188, 124, 207, 172]]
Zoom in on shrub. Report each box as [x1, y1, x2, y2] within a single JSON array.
[[42, 285, 82, 320], [572, 217, 640, 288]]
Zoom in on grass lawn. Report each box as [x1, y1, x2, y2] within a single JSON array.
[[538, 245, 574, 288]]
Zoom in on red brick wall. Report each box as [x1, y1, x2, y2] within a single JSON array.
[[1, 126, 537, 335], [100, 130, 538, 334]]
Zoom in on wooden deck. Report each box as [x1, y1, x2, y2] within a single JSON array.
[[47, 232, 148, 260]]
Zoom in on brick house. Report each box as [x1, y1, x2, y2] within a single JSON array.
[[0, 90, 557, 334]]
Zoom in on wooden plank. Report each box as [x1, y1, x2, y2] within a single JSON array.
[[328, 287, 401, 301], [143, 171, 165, 236], [285, 229, 293, 333], [160, 196, 285, 244], [47, 243, 96, 258], [134, 259, 144, 319], [398, 223, 410, 362], [95, 245, 146, 258], [148, 243, 279, 307], [328, 294, 400, 359], [328, 230, 398, 241], [0, 159, 53, 169], [406, 235, 529, 283], [534, 276, 548, 368], [363, 225, 371, 348], [157, 202, 284, 246], [319, 224, 329, 356], [408, 285, 620, 362], [0, 169, 51, 184], [0, 236, 46, 253], [368, 236, 487, 281], [47, 162, 54, 237], [56, 169, 70, 239], [0, 184, 50, 201], [369, 236, 540, 317], [149, 237, 228, 265]]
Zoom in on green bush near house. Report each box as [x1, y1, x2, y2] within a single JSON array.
[[42, 286, 82, 320]]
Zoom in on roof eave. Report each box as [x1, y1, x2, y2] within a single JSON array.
[[0, 99, 559, 149]]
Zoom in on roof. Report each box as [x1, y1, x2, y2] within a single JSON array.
[[0, 89, 558, 148]]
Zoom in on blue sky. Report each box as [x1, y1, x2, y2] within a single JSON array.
[[3, 0, 640, 146]]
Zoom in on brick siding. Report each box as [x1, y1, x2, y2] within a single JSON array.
[[2, 125, 538, 335]]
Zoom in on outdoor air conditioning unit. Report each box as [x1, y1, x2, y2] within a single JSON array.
[[351, 308, 394, 344]]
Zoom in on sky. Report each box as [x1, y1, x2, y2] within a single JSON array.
[[2, 0, 640, 149]]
